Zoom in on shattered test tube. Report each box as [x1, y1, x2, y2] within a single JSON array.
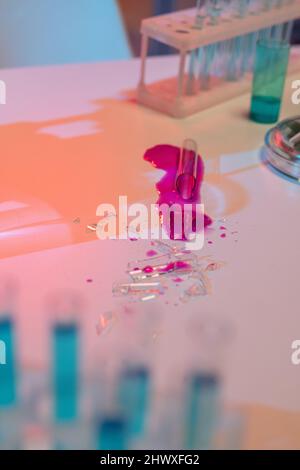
[[112, 281, 165, 302], [128, 255, 195, 282]]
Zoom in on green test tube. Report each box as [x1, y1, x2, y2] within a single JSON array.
[[250, 39, 290, 124]]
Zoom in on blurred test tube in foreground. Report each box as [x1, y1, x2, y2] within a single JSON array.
[[0, 278, 20, 449], [185, 372, 221, 449], [96, 415, 127, 451], [118, 365, 150, 441], [182, 313, 233, 450], [0, 316, 17, 407], [52, 321, 79, 423]]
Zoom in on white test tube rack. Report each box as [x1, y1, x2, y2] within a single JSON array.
[[137, 1, 300, 118]]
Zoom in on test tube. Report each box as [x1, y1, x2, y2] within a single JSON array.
[[96, 415, 127, 451], [282, 20, 294, 43], [208, 0, 222, 25], [271, 0, 286, 44], [176, 139, 198, 201], [197, 1, 219, 90], [200, 43, 217, 89], [0, 315, 20, 450], [228, 0, 251, 81], [117, 366, 150, 438], [0, 316, 17, 407], [52, 321, 79, 422], [182, 312, 233, 450], [250, 39, 290, 123], [185, 372, 221, 450], [186, 0, 206, 95], [226, 35, 243, 81]]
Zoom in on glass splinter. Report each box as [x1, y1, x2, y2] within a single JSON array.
[[113, 282, 163, 295], [128, 257, 194, 282], [176, 139, 198, 200]]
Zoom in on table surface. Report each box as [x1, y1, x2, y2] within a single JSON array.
[[1, 55, 300, 449]]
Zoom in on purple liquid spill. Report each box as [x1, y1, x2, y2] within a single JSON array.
[[144, 145, 212, 240]]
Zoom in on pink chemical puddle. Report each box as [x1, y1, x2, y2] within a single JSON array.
[[144, 145, 212, 240]]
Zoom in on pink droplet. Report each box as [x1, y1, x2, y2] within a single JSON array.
[[86, 278, 93, 283], [146, 250, 158, 258], [173, 277, 184, 283], [143, 266, 154, 274], [220, 233, 226, 239], [175, 261, 190, 270]]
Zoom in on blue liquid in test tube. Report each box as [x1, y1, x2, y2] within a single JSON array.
[[118, 366, 150, 438], [53, 323, 78, 422], [0, 317, 17, 407], [97, 416, 127, 451], [185, 373, 220, 450]]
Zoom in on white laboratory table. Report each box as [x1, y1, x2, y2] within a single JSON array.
[[0, 55, 300, 449]]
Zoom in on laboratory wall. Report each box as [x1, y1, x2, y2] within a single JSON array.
[[0, 0, 130, 68], [0, 0, 299, 69]]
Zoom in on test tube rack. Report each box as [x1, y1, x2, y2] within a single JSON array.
[[137, 1, 300, 118]]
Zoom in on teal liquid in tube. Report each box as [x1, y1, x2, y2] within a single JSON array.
[[53, 323, 78, 422], [97, 416, 127, 451], [185, 373, 220, 450], [0, 317, 17, 407], [118, 366, 150, 437], [250, 40, 290, 124]]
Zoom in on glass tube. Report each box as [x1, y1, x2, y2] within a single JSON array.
[[185, 372, 221, 450], [117, 366, 150, 438], [0, 316, 17, 407], [96, 415, 127, 450], [52, 322, 79, 422], [250, 39, 290, 123]]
